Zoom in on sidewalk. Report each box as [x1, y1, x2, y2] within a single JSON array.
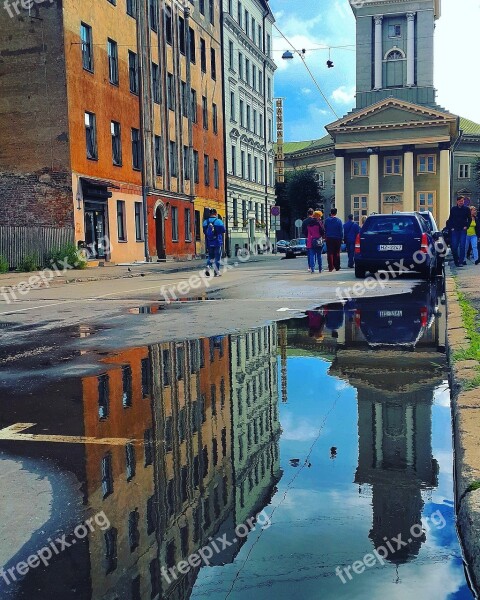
[[445, 258, 480, 593], [0, 254, 278, 291]]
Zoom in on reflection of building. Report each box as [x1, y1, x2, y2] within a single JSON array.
[[230, 325, 282, 527]]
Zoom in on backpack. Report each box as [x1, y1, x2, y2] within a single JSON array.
[[206, 218, 219, 244]]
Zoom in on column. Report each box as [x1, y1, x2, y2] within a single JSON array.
[[403, 145, 415, 211], [439, 142, 451, 228], [374, 16, 383, 90], [334, 151, 345, 221], [406, 12, 416, 87], [368, 152, 379, 214]]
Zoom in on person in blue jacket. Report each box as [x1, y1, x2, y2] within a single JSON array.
[[324, 208, 343, 272], [343, 214, 360, 269], [203, 209, 225, 276]]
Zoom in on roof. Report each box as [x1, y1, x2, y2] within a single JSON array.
[[460, 117, 480, 136], [282, 134, 333, 156]]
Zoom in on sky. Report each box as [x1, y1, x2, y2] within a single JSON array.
[[269, 0, 480, 142]]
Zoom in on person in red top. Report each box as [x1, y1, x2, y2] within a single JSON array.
[[302, 210, 325, 273]]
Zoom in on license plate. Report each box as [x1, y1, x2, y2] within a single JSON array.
[[378, 310, 403, 317], [378, 244, 402, 251]]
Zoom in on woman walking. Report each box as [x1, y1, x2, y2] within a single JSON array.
[[304, 210, 325, 273], [466, 206, 480, 265]]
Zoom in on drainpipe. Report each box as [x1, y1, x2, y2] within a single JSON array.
[[220, 2, 231, 256], [137, 0, 151, 261]]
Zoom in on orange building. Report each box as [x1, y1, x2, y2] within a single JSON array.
[[0, 0, 225, 265]]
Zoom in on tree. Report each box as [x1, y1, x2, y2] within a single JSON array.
[[276, 169, 323, 238]]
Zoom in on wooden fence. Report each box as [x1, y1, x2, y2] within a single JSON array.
[[0, 226, 74, 269]]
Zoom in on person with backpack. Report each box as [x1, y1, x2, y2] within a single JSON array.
[[203, 208, 225, 276], [343, 214, 360, 269], [302, 210, 325, 273]]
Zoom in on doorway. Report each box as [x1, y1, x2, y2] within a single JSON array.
[[84, 202, 107, 259], [155, 206, 166, 260]]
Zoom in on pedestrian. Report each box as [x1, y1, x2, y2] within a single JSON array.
[[324, 208, 343, 272], [302, 208, 315, 272], [466, 205, 480, 265], [360, 216, 367, 228], [303, 209, 325, 273], [203, 208, 225, 276], [343, 214, 360, 269], [446, 196, 471, 267]]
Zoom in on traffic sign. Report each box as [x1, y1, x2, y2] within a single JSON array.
[[271, 206, 281, 217], [295, 219, 303, 228]]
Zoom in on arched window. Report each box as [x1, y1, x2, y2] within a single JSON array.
[[384, 48, 405, 87], [386, 50, 404, 61]]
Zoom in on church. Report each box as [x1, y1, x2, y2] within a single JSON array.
[[282, 0, 480, 228]]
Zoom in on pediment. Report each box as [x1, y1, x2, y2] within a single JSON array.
[[326, 98, 458, 135]]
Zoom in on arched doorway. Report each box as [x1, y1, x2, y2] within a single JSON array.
[[155, 206, 166, 260]]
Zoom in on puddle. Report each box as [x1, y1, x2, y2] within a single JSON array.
[[0, 281, 474, 599]]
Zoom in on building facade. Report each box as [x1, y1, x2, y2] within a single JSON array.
[[282, 0, 480, 227], [222, 0, 276, 255], [0, 0, 225, 266]]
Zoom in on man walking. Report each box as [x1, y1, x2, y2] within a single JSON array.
[[324, 208, 343, 272], [203, 208, 225, 276], [447, 196, 471, 267], [343, 214, 360, 269]]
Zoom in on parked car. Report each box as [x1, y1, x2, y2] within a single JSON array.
[[286, 238, 308, 258], [354, 212, 443, 280], [396, 210, 446, 275], [276, 240, 290, 253]]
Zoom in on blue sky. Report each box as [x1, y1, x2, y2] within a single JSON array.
[[270, 0, 480, 142]]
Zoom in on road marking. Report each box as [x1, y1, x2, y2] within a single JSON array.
[[0, 423, 134, 446]]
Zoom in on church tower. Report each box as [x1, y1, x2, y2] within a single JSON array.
[[351, 0, 441, 109]]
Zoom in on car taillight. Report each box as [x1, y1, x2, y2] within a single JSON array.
[[420, 306, 428, 327], [355, 233, 361, 254], [420, 233, 429, 253], [355, 309, 361, 327]]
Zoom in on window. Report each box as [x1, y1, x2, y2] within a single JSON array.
[[252, 64, 256, 89], [101, 453, 114, 498], [169, 141, 178, 177], [254, 156, 258, 182], [193, 150, 199, 183], [171, 206, 178, 241], [351, 159, 368, 177], [185, 208, 192, 241], [268, 117, 272, 142], [183, 145, 190, 180], [199, 0, 204, 15], [200, 38, 206, 72], [245, 58, 250, 84], [247, 153, 252, 181], [239, 99, 244, 127], [195, 211, 201, 241], [81, 23, 93, 71], [190, 88, 197, 122], [260, 158, 264, 184], [144, 429, 153, 465], [134, 202, 143, 241], [178, 16, 186, 54], [126, 443, 136, 481], [231, 145, 236, 176], [352, 195, 368, 223], [230, 91, 236, 120], [131, 128, 141, 170], [122, 365, 132, 408], [212, 103, 218, 134], [267, 77, 271, 100], [253, 108, 257, 134], [251, 17, 255, 40], [180, 81, 188, 117], [165, 7, 172, 44], [107, 39, 118, 84], [246, 104, 251, 130], [258, 24, 262, 47], [98, 374, 109, 419], [259, 113, 263, 137], [384, 156, 402, 175], [229, 40, 234, 69], [228, 0, 232, 14], [245, 9, 249, 35], [167, 73, 175, 110], [128, 510, 140, 551], [211, 48, 216, 80], [417, 191, 436, 216], [237, 1, 242, 26], [104, 528, 118, 574], [204, 154, 210, 185], [241, 150, 245, 178], [418, 154, 436, 174], [85, 112, 97, 160], [189, 27, 196, 62], [209, 0, 214, 24], [202, 96, 208, 130], [238, 52, 243, 79], [152, 62, 160, 103], [214, 159, 219, 189], [128, 51, 139, 94], [266, 33, 271, 56], [126, 0, 136, 18], [259, 70, 263, 93], [386, 49, 404, 61], [388, 24, 401, 37], [233, 198, 238, 225], [154, 135, 163, 175], [459, 163, 471, 179], [149, 0, 158, 31], [117, 200, 126, 241]]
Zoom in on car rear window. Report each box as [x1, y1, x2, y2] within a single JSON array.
[[363, 216, 419, 234]]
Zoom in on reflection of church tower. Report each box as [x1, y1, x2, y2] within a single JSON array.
[[332, 350, 443, 563]]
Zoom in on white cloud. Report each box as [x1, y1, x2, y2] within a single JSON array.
[[331, 85, 356, 104], [301, 87, 312, 95]]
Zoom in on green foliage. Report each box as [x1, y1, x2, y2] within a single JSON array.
[[0, 255, 8, 274], [276, 169, 324, 237], [17, 254, 40, 273], [47, 243, 88, 270], [453, 290, 480, 389]]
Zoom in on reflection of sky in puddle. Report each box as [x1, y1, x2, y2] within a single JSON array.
[[192, 355, 472, 600]]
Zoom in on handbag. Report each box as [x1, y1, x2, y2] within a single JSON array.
[[311, 237, 323, 250]]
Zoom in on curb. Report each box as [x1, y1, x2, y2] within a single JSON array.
[[446, 266, 480, 597]]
